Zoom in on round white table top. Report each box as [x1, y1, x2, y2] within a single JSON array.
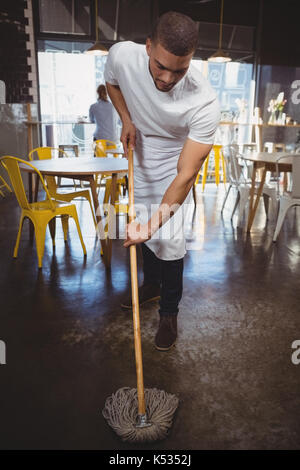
[[242, 152, 294, 165], [20, 157, 128, 176]]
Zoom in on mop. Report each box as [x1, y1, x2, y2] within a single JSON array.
[[102, 148, 179, 443]]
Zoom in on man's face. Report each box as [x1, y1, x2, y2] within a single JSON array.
[[146, 38, 193, 92]]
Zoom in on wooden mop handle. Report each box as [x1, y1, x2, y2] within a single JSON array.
[[128, 147, 146, 416]]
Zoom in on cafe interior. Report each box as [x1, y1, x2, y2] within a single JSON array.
[[0, 0, 300, 450]]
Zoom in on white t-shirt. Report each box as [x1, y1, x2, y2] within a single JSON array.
[[104, 41, 220, 260], [104, 41, 220, 146]]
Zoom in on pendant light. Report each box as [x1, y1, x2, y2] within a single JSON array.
[[208, 0, 231, 63], [85, 0, 108, 55]]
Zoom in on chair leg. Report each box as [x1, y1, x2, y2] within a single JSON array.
[[87, 195, 97, 227], [231, 191, 240, 219], [97, 175, 102, 196], [13, 214, 26, 258], [263, 194, 270, 219], [71, 210, 87, 256], [123, 175, 128, 196], [34, 221, 48, 268], [221, 184, 232, 213], [271, 195, 278, 219], [48, 217, 56, 246], [192, 184, 197, 205], [215, 147, 220, 186], [221, 153, 226, 185], [273, 198, 292, 242], [103, 180, 111, 205], [61, 215, 69, 241], [202, 155, 209, 192], [237, 188, 249, 227], [194, 172, 200, 186]]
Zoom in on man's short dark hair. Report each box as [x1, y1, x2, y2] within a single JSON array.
[[151, 11, 198, 56]]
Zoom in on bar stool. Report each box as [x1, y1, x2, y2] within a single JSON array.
[[194, 144, 226, 192]]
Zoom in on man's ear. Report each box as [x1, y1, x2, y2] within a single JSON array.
[[146, 37, 152, 57]]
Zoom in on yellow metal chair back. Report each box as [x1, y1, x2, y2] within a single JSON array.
[[0, 156, 86, 268], [28, 146, 68, 161], [2, 156, 54, 211], [94, 139, 117, 157], [29, 147, 65, 189], [29, 147, 96, 227], [29, 146, 73, 191]]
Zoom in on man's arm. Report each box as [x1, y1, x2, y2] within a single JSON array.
[[106, 82, 136, 156], [124, 138, 212, 247]]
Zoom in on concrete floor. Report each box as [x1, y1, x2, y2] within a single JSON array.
[[0, 183, 300, 450]]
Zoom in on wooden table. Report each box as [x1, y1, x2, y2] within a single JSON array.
[[20, 157, 128, 267], [242, 152, 293, 232]]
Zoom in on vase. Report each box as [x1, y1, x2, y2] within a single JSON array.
[[277, 110, 283, 124], [268, 111, 276, 124]]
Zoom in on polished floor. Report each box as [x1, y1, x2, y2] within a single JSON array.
[[0, 183, 300, 450]]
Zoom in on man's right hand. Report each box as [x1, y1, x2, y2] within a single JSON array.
[[121, 119, 136, 157]]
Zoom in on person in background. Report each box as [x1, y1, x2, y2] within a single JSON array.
[[89, 84, 118, 142]]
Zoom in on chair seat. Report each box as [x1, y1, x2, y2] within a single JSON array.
[[30, 199, 73, 211]]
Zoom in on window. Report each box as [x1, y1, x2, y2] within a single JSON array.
[[192, 59, 255, 145], [37, 41, 114, 154], [39, 0, 92, 35]]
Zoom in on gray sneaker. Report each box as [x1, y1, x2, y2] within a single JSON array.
[[121, 283, 161, 309]]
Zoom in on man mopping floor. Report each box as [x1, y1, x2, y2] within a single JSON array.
[[105, 11, 220, 351]]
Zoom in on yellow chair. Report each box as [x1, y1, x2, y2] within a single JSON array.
[[0, 156, 87, 268], [94, 139, 118, 157], [194, 144, 226, 192], [29, 146, 77, 188], [94, 139, 128, 214], [94, 139, 128, 256], [29, 147, 97, 227], [0, 174, 12, 197]]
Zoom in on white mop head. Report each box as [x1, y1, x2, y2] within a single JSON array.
[[102, 387, 179, 443]]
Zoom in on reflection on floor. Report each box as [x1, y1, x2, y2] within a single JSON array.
[[0, 183, 299, 450]]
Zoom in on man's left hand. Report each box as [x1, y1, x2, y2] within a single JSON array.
[[123, 221, 150, 247]]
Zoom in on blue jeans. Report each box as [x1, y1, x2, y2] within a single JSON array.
[[141, 243, 183, 316]]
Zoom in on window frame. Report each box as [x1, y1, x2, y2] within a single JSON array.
[[33, 0, 96, 42]]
